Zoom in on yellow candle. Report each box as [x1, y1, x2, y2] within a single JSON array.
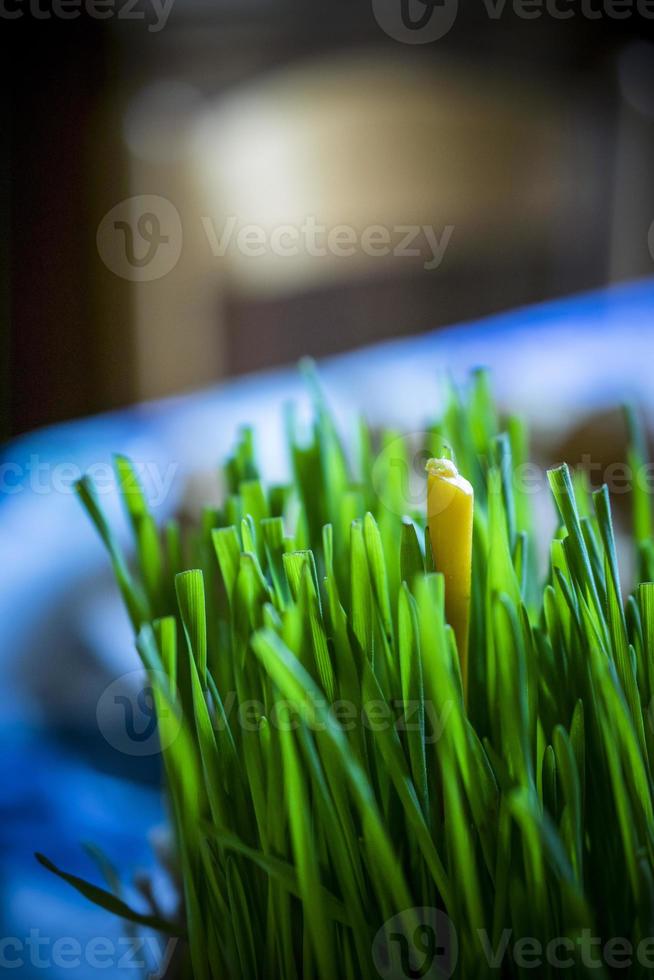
[[426, 458, 474, 693]]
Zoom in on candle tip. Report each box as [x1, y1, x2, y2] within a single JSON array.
[[425, 457, 459, 479]]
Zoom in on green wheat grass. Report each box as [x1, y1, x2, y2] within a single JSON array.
[[38, 367, 654, 979]]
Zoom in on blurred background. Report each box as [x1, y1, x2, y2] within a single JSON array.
[[4, 2, 654, 437], [3, 3, 654, 976]]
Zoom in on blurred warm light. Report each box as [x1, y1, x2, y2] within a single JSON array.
[[113, 49, 620, 398], [189, 53, 564, 296]]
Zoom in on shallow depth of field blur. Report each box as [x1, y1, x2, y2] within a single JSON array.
[[6, 7, 654, 436], [3, 4, 654, 977]]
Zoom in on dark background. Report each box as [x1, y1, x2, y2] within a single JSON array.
[[4, 1, 654, 439]]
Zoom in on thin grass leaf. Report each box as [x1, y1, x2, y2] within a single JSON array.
[[35, 854, 185, 937]]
